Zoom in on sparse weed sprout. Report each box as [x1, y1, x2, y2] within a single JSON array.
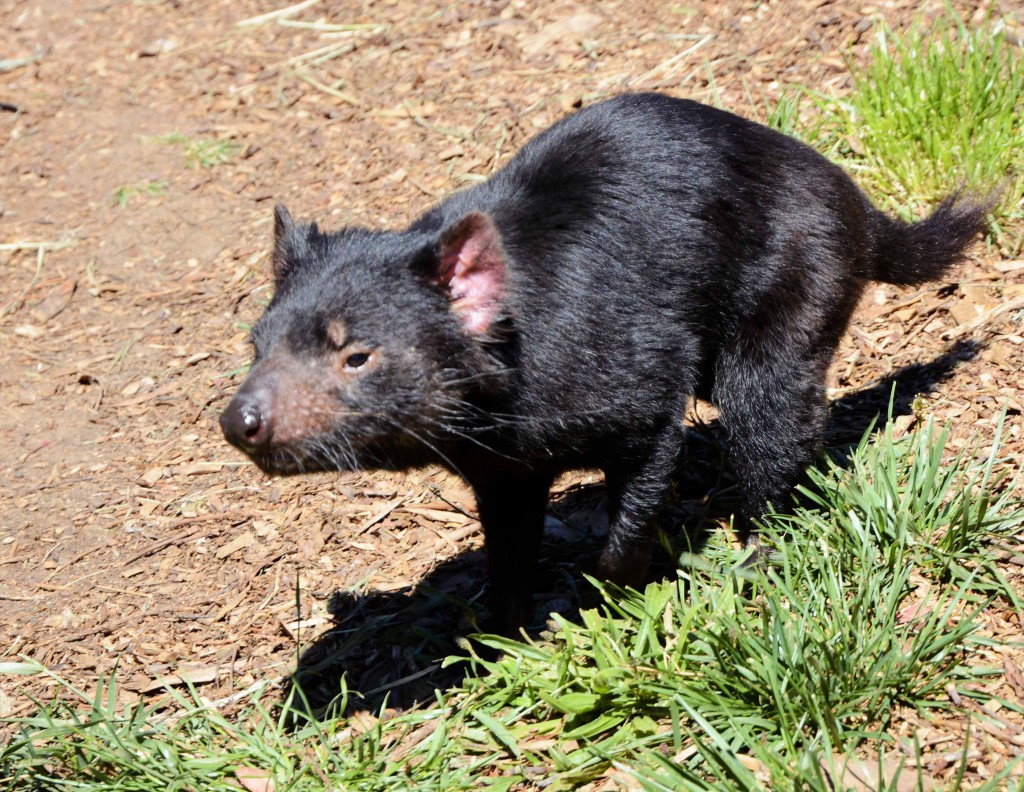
[[112, 179, 168, 208], [184, 138, 242, 169], [149, 132, 241, 169]]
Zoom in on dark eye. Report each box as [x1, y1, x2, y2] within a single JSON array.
[[343, 352, 371, 371]]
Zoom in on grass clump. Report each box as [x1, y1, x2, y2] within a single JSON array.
[[3, 417, 1022, 789], [812, 14, 1024, 251], [469, 416, 1021, 788]]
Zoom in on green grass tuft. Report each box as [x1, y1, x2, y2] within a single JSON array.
[[809, 14, 1024, 251], [3, 415, 1021, 789]]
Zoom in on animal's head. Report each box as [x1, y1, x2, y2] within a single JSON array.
[[219, 205, 509, 474]]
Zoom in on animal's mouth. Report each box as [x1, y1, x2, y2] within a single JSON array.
[[248, 447, 323, 476]]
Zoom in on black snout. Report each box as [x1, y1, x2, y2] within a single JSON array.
[[220, 395, 272, 452]]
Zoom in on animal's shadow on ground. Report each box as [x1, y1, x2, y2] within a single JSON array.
[[286, 340, 980, 719]]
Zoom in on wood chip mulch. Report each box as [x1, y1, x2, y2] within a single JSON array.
[[1, 0, 1021, 783]]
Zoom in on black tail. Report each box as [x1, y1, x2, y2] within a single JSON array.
[[870, 194, 993, 286]]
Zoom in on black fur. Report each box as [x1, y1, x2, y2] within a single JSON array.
[[220, 93, 989, 633]]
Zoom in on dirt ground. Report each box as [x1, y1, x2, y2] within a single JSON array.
[[2, 0, 1023, 783]]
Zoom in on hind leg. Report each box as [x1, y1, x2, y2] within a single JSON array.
[[712, 348, 831, 538]]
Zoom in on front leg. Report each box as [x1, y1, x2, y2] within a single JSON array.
[[471, 471, 555, 634], [598, 427, 684, 589]]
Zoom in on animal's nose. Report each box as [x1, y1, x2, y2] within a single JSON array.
[[220, 394, 272, 452]]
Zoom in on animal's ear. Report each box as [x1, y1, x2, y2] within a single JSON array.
[[272, 204, 297, 282], [435, 212, 507, 335]]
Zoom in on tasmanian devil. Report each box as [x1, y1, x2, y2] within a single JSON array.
[[220, 92, 989, 633]]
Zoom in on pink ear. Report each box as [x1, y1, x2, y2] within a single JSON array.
[[438, 212, 507, 335]]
